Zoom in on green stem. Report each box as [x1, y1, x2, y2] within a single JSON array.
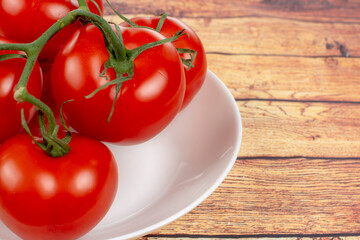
[[156, 13, 169, 32], [0, 43, 30, 52], [0, 9, 127, 64], [75, 9, 126, 61], [78, 0, 90, 11], [128, 30, 186, 60], [16, 54, 39, 88], [14, 87, 57, 135], [89, 0, 103, 17], [105, 0, 138, 27]]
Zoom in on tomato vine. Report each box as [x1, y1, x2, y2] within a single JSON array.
[[0, 0, 186, 157]]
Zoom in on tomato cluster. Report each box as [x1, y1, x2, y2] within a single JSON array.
[[0, 0, 206, 239]]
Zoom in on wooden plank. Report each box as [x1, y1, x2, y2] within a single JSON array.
[[140, 237, 360, 240], [148, 158, 360, 235], [141, 238, 240, 240], [207, 54, 360, 102], [237, 101, 360, 158], [105, 16, 360, 57], [103, 0, 360, 23], [104, 16, 360, 101]]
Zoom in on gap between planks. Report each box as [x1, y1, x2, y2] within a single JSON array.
[[236, 98, 360, 105], [206, 52, 360, 59], [142, 233, 360, 239]]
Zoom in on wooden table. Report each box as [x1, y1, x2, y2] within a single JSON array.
[[104, 0, 360, 239]]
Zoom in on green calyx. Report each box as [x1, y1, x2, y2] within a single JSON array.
[[85, 23, 187, 122], [14, 87, 72, 158], [104, 3, 198, 71]]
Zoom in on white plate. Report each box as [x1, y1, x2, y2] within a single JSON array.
[[0, 70, 242, 240]]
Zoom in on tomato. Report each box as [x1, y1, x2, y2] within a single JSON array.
[[121, 16, 207, 109], [0, 0, 103, 62], [0, 36, 43, 143], [0, 133, 118, 240], [51, 24, 185, 144]]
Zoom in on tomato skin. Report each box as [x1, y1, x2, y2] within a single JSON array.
[[0, 0, 103, 62], [51, 25, 185, 144], [0, 36, 43, 143], [0, 133, 118, 240], [121, 16, 207, 109]]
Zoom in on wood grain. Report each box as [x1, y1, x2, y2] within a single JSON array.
[[105, 15, 360, 57], [103, 0, 360, 23], [238, 101, 360, 158], [207, 54, 360, 102], [149, 158, 360, 235], [140, 237, 360, 240]]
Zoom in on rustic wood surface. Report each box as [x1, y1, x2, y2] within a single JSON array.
[[104, 0, 360, 239]]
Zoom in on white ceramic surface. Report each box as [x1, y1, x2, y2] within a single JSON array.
[[0, 70, 242, 240]]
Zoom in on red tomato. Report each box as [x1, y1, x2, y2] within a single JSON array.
[[51, 24, 185, 144], [0, 0, 103, 62], [0, 36, 43, 143], [121, 16, 207, 109], [0, 133, 118, 240]]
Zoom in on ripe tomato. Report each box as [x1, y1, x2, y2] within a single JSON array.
[[0, 36, 43, 143], [0, 0, 103, 62], [51, 24, 185, 144], [121, 16, 207, 109], [0, 133, 118, 240]]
